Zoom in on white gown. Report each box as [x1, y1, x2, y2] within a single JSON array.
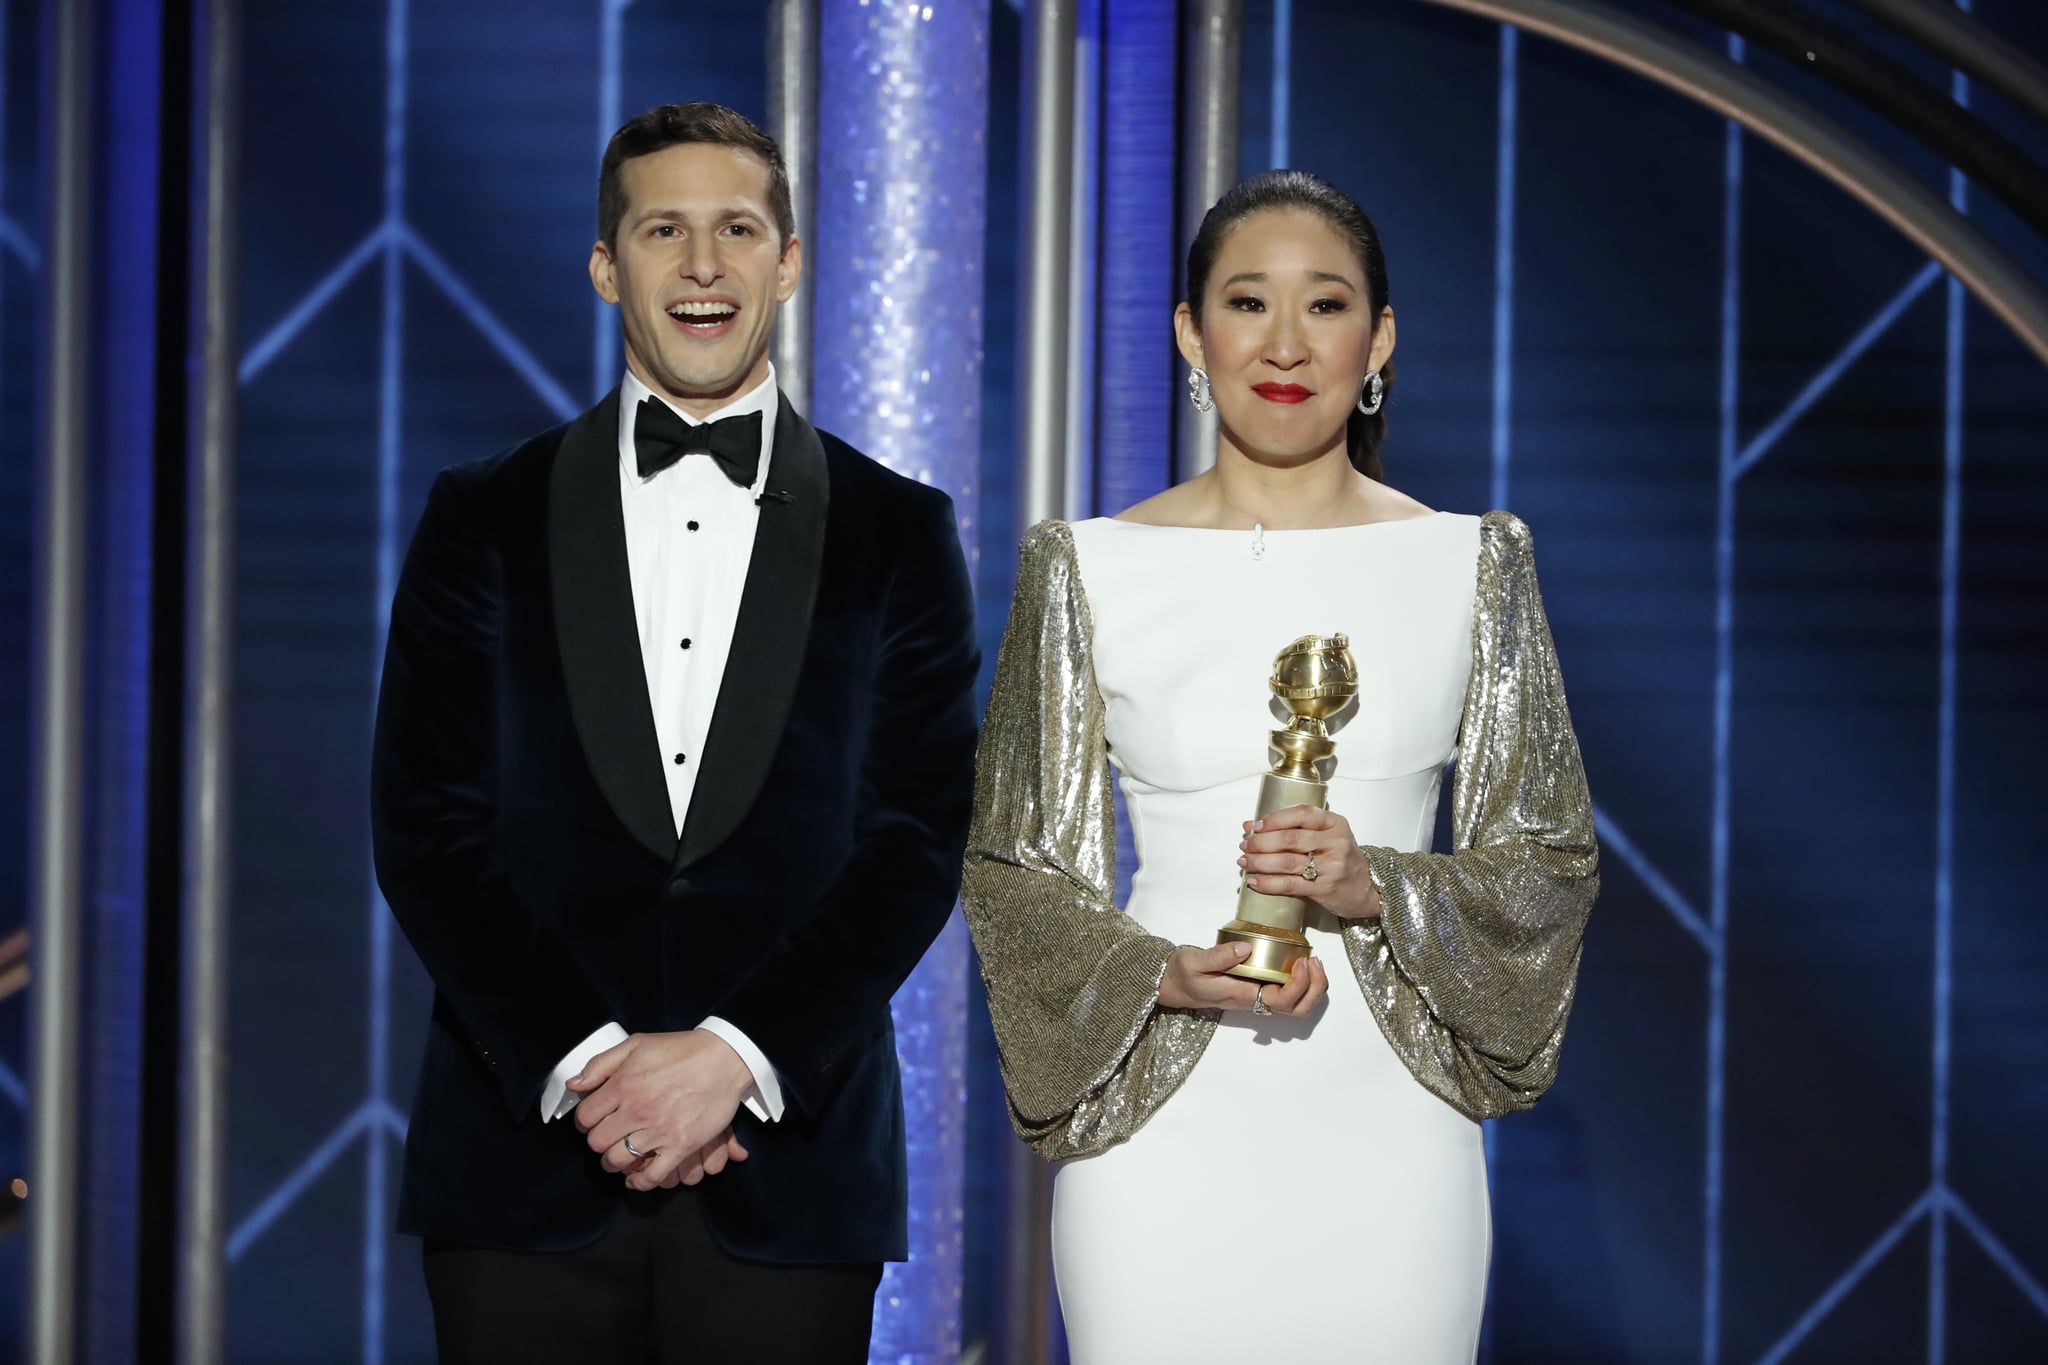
[[1052, 513, 1490, 1364]]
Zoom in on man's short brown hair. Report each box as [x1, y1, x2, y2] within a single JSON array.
[[598, 103, 796, 248]]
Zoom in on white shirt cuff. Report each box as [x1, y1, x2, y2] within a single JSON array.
[[697, 1016, 786, 1123], [540, 1021, 630, 1123]]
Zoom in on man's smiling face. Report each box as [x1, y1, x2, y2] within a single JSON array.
[[589, 141, 802, 419]]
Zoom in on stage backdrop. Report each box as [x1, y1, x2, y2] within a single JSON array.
[[0, 0, 34, 1342], [1239, 2, 2048, 1361], [0, 0, 2044, 1362]]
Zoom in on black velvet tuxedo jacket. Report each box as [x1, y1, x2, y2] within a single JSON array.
[[369, 387, 978, 1262]]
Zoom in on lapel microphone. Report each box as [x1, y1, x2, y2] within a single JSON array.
[[756, 489, 795, 506]]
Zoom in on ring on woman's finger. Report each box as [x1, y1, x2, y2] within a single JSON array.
[[1302, 853, 1320, 882], [1251, 984, 1273, 1016], [622, 1132, 651, 1159]]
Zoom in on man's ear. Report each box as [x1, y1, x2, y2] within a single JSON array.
[[776, 235, 803, 304], [589, 240, 620, 304]]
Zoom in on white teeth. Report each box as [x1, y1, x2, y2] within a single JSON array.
[[669, 301, 737, 318]]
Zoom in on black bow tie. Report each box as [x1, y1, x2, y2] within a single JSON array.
[[633, 399, 763, 488]]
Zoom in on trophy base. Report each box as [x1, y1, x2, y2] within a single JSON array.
[[1216, 920, 1311, 984]]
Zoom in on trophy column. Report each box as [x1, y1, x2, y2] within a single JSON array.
[[1218, 635, 1359, 984]]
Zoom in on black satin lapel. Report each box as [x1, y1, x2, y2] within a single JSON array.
[[549, 387, 678, 861], [677, 396, 830, 869]]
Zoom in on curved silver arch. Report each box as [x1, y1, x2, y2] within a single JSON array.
[[1841, 0, 2048, 133], [1408, 0, 2048, 369]]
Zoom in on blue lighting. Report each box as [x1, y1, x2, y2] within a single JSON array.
[[1489, 25, 1516, 514], [237, 224, 390, 386], [364, 1, 408, 1357], [1093, 0, 1175, 519], [227, 1100, 395, 1264], [0, 214, 41, 269], [1593, 806, 1713, 952], [1705, 36, 1743, 1363], [1929, 46, 1970, 1365], [1946, 1192, 2048, 1319], [1479, 32, 1518, 1362], [400, 228, 578, 422], [1269, 0, 1290, 169], [1756, 1192, 1938, 1365], [1731, 262, 1942, 480], [592, 0, 628, 403]]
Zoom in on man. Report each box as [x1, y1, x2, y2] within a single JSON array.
[[370, 102, 978, 1362]]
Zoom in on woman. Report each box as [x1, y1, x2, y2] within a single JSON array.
[[962, 170, 1599, 1362]]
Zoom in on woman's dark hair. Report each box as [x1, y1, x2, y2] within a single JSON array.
[[1184, 169, 1393, 481], [599, 103, 796, 249]]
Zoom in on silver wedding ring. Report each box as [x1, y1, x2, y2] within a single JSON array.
[[1251, 984, 1273, 1016], [622, 1132, 649, 1159]]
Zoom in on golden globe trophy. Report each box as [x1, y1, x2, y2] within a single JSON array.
[[1217, 634, 1360, 984]]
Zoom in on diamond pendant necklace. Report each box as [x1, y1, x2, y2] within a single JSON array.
[[1251, 522, 1266, 561]]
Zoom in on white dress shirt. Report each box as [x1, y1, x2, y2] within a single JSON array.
[[539, 366, 787, 1129]]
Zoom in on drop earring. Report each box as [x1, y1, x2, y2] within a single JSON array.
[[1358, 370, 1384, 416], [1187, 366, 1213, 414]]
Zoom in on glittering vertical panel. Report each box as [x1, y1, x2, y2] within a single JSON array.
[[812, 1, 989, 1360]]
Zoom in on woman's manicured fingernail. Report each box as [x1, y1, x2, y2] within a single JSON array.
[[1252, 820, 1264, 831]]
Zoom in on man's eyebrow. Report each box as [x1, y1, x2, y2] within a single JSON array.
[[629, 204, 773, 226]]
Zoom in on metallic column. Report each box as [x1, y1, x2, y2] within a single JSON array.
[[178, 1, 241, 1361], [30, 0, 95, 1355], [1018, 0, 1075, 532], [811, 2, 990, 1359], [1004, 2, 1078, 1356], [768, 0, 818, 415], [1175, 0, 1242, 481], [1061, 0, 1099, 525]]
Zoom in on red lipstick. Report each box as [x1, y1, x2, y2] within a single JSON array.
[[1252, 382, 1312, 404]]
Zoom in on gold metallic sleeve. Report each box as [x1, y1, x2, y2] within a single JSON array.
[[1344, 510, 1601, 1120], [961, 521, 1215, 1161]]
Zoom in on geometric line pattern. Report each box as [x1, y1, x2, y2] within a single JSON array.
[[1731, 259, 1943, 481], [1679, 22, 2044, 1361], [1595, 804, 1714, 952], [67, 1, 2048, 1359], [225, 1099, 405, 1264], [1449, 20, 2048, 1363], [226, 1, 596, 1358], [1754, 1191, 1940, 1365], [0, 1055, 25, 1109], [238, 222, 390, 386], [1948, 1192, 2048, 1322], [0, 212, 40, 270]]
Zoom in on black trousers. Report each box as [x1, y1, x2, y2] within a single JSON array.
[[421, 1187, 882, 1364]]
